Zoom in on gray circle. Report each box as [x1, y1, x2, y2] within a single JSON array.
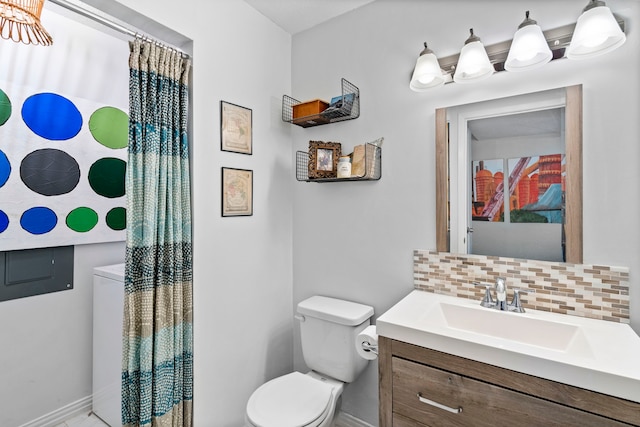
[[20, 149, 80, 196]]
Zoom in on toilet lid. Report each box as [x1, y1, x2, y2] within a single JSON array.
[[247, 372, 333, 427]]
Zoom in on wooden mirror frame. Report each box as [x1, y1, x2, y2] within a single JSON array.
[[435, 85, 583, 263]]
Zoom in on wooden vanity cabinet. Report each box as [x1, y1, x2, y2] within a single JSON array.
[[379, 336, 640, 427]]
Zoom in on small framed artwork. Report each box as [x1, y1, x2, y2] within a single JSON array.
[[221, 167, 253, 217], [221, 101, 252, 155], [308, 141, 341, 179]]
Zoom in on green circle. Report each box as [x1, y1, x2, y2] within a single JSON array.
[[0, 89, 11, 126], [88, 157, 126, 198], [106, 207, 126, 230], [66, 207, 98, 232], [89, 106, 129, 149]]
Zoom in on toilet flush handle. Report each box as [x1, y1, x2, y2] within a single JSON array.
[[294, 314, 305, 322]]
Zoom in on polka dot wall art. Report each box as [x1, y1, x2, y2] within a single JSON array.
[[0, 81, 128, 251]]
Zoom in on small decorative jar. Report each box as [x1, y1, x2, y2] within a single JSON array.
[[337, 156, 352, 178]]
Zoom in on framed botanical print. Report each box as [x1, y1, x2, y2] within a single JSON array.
[[221, 167, 253, 217], [220, 101, 252, 155]]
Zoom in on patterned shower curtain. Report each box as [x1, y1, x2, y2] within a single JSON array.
[[122, 39, 193, 427]]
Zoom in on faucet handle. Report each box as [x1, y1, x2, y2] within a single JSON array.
[[473, 282, 495, 308], [508, 288, 535, 313]]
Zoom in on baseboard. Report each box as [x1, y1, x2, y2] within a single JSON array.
[[17, 396, 92, 427], [335, 411, 376, 427]]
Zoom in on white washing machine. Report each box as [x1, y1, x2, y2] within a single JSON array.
[[93, 263, 125, 427]]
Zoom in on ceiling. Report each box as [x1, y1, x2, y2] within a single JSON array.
[[243, 0, 376, 34]]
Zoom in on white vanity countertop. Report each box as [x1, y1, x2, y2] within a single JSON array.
[[376, 290, 640, 403]]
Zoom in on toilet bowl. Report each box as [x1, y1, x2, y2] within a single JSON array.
[[246, 296, 374, 427], [246, 371, 343, 427]]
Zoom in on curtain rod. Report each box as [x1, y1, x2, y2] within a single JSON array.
[[47, 0, 190, 58]]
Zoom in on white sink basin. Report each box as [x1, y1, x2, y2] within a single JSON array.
[[376, 290, 640, 403], [424, 301, 593, 356]]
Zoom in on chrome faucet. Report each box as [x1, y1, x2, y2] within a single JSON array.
[[474, 277, 534, 313], [494, 277, 508, 311]]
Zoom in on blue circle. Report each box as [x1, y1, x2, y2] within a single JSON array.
[[0, 210, 8, 233], [0, 149, 10, 187], [20, 207, 57, 235], [21, 93, 83, 141]]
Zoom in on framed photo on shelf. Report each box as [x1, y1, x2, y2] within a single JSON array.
[[308, 141, 341, 179], [221, 167, 253, 217], [220, 101, 252, 155]]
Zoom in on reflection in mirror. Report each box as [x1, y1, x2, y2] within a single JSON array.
[[435, 86, 583, 263], [469, 108, 565, 261]]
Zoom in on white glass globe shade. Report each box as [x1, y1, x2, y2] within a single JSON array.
[[505, 24, 552, 71], [453, 40, 494, 83], [410, 52, 445, 91], [567, 5, 626, 60]]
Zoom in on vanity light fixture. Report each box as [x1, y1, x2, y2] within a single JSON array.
[[453, 29, 493, 83], [409, 3, 625, 90], [409, 42, 446, 91], [0, 0, 52, 45], [505, 11, 552, 72], [566, 0, 626, 60]]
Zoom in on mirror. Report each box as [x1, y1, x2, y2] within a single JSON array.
[[435, 86, 583, 263], [468, 108, 565, 261]]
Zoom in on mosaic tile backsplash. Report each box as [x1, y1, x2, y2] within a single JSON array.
[[414, 250, 630, 324]]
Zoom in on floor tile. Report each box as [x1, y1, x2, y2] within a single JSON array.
[[58, 413, 109, 427]]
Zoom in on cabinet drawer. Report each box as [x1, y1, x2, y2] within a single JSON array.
[[392, 412, 428, 427], [392, 357, 627, 427]]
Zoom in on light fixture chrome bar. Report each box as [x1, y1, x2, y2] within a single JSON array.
[[437, 16, 624, 79], [47, 0, 190, 58]]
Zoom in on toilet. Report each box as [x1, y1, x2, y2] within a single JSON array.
[[246, 295, 374, 427]]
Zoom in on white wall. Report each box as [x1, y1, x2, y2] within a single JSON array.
[[291, 0, 640, 424], [1, 240, 125, 427]]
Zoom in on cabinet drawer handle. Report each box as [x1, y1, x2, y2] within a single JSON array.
[[417, 393, 463, 414]]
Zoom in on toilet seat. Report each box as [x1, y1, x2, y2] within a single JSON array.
[[246, 372, 334, 427]]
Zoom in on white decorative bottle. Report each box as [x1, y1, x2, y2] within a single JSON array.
[[337, 156, 352, 178]]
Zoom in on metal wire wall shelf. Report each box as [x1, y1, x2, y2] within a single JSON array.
[[296, 143, 381, 182], [283, 78, 360, 128]]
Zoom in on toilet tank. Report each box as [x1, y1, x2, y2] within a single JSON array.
[[297, 296, 374, 383]]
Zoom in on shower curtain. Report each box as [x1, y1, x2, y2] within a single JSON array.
[[122, 39, 193, 427]]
